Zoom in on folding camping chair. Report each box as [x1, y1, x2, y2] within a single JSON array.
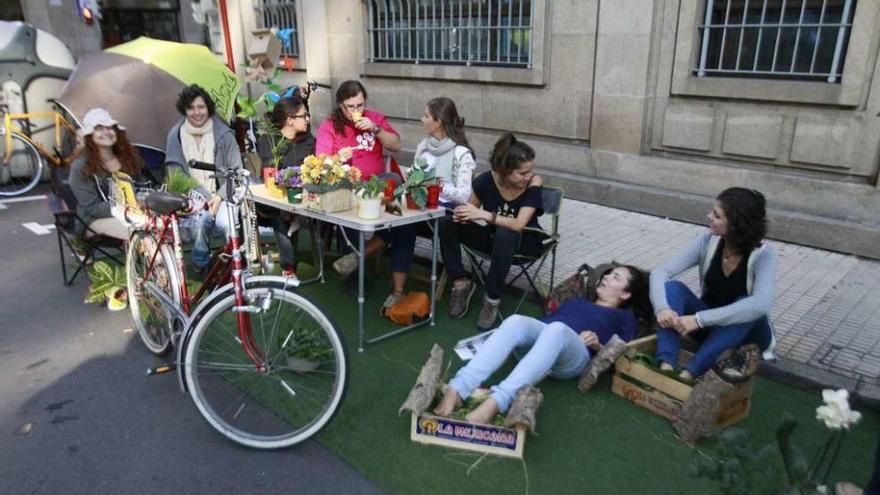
[[462, 185, 563, 318], [50, 166, 125, 286]]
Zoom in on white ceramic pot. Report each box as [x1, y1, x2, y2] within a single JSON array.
[[357, 196, 382, 219]]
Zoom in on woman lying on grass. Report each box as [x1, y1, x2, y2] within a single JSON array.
[[434, 265, 653, 424]]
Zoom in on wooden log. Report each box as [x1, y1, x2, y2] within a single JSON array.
[[505, 386, 543, 434], [672, 370, 734, 445], [398, 343, 444, 416], [577, 334, 628, 393]]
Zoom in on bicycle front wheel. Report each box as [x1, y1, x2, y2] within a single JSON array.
[[184, 286, 348, 449], [127, 230, 181, 355], [0, 133, 43, 196]]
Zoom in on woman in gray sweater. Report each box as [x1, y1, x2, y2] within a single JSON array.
[[649, 187, 777, 380]]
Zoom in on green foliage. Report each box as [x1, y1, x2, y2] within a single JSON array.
[[165, 168, 200, 195], [690, 427, 781, 495], [394, 158, 438, 208], [355, 175, 386, 199], [84, 260, 127, 304], [237, 75, 287, 169]]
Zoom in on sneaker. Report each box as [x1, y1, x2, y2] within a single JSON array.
[[714, 344, 761, 383], [449, 278, 475, 318], [281, 264, 298, 280], [380, 292, 404, 316], [835, 482, 864, 495], [333, 252, 359, 277], [477, 295, 501, 330]]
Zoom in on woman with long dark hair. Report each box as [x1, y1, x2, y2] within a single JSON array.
[[332, 96, 477, 312], [68, 108, 144, 240], [256, 94, 314, 277], [440, 132, 545, 330], [434, 265, 652, 424], [315, 80, 401, 178], [650, 187, 777, 380]]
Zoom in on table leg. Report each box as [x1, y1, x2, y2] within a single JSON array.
[[357, 230, 365, 353], [430, 216, 438, 326]]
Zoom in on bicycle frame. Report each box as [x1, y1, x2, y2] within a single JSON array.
[[2, 111, 78, 166]]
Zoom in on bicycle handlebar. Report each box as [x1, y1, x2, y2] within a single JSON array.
[[186, 160, 251, 205]]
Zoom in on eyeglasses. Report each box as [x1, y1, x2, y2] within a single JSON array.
[[289, 112, 311, 120], [343, 103, 365, 111]]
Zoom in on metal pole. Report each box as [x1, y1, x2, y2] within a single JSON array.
[[697, 0, 716, 76], [358, 231, 365, 352], [217, 0, 236, 72], [827, 0, 854, 83]]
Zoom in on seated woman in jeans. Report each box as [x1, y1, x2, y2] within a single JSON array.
[[650, 187, 777, 381], [440, 132, 544, 329], [434, 265, 651, 424]]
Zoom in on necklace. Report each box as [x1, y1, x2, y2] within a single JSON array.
[[722, 247, 739, 261]]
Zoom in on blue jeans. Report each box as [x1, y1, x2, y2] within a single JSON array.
[[448, 314, 590, 412], [181, 203, 233, 268], [376, 225, 416, 273], [655, 280, 772, 376]]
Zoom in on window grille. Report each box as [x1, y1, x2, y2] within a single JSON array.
[[365, 0, 533, 68], [695, 0, 856, 83], [254, 0, 300, 58]]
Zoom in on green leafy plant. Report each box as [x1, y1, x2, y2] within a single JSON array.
[[355, 175, 386, 199], [237, 69, 287, 170], [84, 260, 127, 304], [394, 158, 438, 208], [691, 389, 862, 495], [165, 168, 200, 195]]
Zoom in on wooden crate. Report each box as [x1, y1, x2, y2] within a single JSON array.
[[611, 335, 752, 428], [410, 412, 526, 459]]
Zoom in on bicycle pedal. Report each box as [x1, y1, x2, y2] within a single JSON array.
[[146, 364, 176, 375]]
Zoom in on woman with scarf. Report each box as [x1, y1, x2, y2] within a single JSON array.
[[332, 97, 476, 313], [164, 84, 243, 273]]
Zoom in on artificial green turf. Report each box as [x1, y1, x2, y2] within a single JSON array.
[[287, 260, 879, 495]]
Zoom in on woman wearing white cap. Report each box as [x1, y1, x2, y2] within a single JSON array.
[[68, 108, 144, 240]]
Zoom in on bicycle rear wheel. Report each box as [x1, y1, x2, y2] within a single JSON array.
[[184, 286, 348, 449], [127, 230, 181, 355], [0, 133, 43, 196]]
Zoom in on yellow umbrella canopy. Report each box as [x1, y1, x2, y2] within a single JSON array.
[[58, 37, 241, 149], [106, 37, 240, 121]]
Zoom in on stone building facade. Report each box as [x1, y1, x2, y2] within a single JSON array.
[[20, 0, 880, 258]]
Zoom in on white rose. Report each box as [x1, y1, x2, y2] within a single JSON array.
[[815, 388, 863, 430]]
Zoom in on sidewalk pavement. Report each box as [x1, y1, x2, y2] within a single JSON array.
[[418, 197, 880, 408]]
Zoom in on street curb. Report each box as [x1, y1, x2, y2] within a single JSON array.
[[760, 358, 880, 411]]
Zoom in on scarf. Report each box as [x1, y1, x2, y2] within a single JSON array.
[[418, 136, 458, 181], [180, 118, 216, 192]]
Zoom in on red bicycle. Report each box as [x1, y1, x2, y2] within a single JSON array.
[[123, 162, 348, 449]]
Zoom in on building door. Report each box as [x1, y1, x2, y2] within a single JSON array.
[[100, 0, 180, 47]]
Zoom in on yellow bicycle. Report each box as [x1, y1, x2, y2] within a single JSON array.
[[0, 106, 80, 196]]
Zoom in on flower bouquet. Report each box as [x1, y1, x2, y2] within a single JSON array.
[[300, 153, 361, 212]]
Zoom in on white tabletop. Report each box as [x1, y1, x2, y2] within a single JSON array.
[[250, 184, 446, 232]]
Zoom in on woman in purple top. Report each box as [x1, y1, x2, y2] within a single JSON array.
[[434, 265, 652, 424]]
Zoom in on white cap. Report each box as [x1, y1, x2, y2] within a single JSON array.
[[81, 108, 125, 135]]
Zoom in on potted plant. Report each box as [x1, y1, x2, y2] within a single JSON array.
[[280, 166, 303, 204], [84, 260, 128, 311], [354, 175, 386, 219], [394, 158, 439, 209], [299, 153, 362, 212]]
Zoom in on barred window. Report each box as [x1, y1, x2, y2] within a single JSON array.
[[254, 0, 301, 58], [366, 0, 533, 68], [695, 0, 856, 83]]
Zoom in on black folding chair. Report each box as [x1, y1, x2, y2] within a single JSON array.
[[50, 166, 125, 286], [462, 186, 563, 318]]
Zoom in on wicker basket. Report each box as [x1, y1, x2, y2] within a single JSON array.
[[303, 185, 353, 213]]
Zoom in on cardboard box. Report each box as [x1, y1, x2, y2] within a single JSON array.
[[410, 412, 526, 459], [611, 335, 752, 428], [247, 29, 281, 70]]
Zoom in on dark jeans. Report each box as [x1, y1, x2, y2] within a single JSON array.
[[439, 216, 544, 300], [257, 205, 296, 268], [655, 280, 772, 376], [339, 225, 416, 274], [867, 434, 880, 495]]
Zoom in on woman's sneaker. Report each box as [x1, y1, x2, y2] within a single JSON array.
[[449, 278, 475, 318], [333, 252, 359, 276], [380, 292, 404, 316], [477, 296, 501, 330]]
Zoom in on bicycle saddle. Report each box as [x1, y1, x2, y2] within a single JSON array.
[[145, 191, 189, 215]]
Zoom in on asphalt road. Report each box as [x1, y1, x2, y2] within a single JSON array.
[[0, 185, 385, 495]]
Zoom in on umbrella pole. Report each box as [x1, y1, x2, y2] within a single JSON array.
[[217, 0, 236, 72]]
